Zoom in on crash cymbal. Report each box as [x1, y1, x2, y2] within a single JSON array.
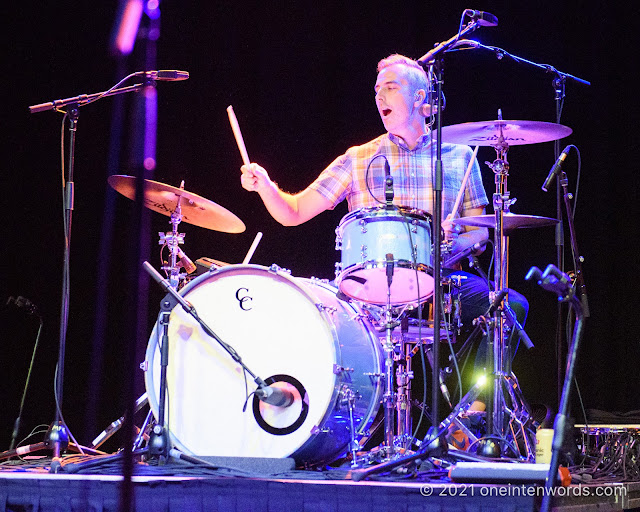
[[453, 213, 558, 232], [441, 120, 572, 146], [108, 175, 245, 233]]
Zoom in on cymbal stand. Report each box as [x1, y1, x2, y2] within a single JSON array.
[[485, 122, 536, 459], [159, 182, 188, 289]]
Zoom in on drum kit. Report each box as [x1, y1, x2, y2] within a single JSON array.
[[99, 116, 571, 469]]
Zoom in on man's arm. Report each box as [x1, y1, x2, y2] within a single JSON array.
[[241, 163, 333, 226]]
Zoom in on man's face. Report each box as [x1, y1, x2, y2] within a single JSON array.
[[374, 64, 419, 135]]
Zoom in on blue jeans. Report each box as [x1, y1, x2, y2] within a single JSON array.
[[443, 269, 529, 371]]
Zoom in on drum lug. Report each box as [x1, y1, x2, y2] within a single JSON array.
[[359, 219, 367, 233], [333, 363, 354, 375], [310, 425, 332, 435], [334, 262, 342, 279], [316, 303, 338, 315], [411, 219, 419, 233], [140, 361, 149, 372], [269, 263, 291, 275], [360, 245, 367, 260]]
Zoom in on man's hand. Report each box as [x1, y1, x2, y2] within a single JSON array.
[[241, 163, 272, 193]]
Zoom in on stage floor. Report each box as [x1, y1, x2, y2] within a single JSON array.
[[0, 456, 638, 512]]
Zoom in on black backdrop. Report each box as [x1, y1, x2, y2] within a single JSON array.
[[1, 1, 638, 450]]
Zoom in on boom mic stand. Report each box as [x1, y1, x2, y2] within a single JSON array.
[[447, 39, 590, 406], [525, 264, 586, 512], [25, 72, 187, 467], [348, 11, 495, 479], [416, 8, 497, 455], [142, 261, 291, 462]]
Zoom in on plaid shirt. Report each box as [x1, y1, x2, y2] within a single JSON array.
[[309, 133, 488, 217]]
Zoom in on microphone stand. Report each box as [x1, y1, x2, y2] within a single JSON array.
[[525, 264, 585, 512], [448, 40, 590, 406], [26, 74, 181, 467], [348, 15, 490, 480], [142, 262, 278, 460], [417, 13, 489, 456]]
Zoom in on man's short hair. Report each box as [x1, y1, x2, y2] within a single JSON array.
[[377, 54, 429, 93]]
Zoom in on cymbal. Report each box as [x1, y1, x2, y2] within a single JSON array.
[[453, 213, 558, 231], [108, 175, 246, 233], [441, 120, 572, 146]]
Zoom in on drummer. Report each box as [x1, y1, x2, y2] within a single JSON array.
[[240, 54, 528, 367]]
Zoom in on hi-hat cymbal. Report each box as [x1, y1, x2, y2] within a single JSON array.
[[441, 120, 572, 146], [453, 213, 558, 232], [108, 175, 245, 233]]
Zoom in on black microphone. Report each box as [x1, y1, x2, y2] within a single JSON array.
[[384, 159, 394, 209], [467, 10, 499, 27], [255, 385, 295, 407], [542, 145, 572, 192], [386, 253, 394, 288], [6, 296, 39, 315], [140, 70, 190, 81], [443, 239, 488, 268]]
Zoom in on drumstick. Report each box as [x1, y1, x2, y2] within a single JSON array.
[[449, 145, 480, 219], [226, 105, 251, 166], [242, 231, 263, 264]]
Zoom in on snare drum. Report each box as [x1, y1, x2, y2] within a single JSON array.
[[335, 206, 433, 305], [144, 264, 383, 466]]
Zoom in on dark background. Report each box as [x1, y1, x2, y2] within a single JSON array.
[[1, 1, 638, 451]]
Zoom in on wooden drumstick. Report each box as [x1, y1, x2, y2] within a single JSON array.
[[226, 105, 251, 166], [242, 231, 263, 264], [449, 145, 480, 220]]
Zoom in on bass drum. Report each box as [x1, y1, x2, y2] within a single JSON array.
[[144, 264, 383, 466]]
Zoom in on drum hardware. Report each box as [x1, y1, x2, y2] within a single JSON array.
[[157, 183, 191, 289], [338, 386, 362, 467], [414, 375, 487, 451], [381, 254, 397, 457], [133, 409, 154, 451]]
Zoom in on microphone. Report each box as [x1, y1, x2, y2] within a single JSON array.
[[255, 385, 295, 407], [386, 253, 394, 288], [6, 296, 39, 315], [467, 10, 499, 27], [443, 240, 488, 268], [140, 70, 190, 81], [384, 159, 394, 209], [177, 248, 197, 274], [542, 145, 572, 192]]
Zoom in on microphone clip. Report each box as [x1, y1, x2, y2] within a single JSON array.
[[383, 159, 394, 210]]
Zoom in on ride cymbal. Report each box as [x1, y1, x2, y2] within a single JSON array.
[[441, 120, 572, 146]]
